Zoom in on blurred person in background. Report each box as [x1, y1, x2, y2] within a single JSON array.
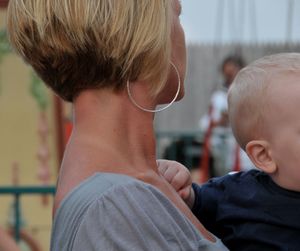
[[199, 55, 254, 177]]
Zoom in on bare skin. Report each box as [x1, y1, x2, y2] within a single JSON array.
[[54, 87, 215, 243]]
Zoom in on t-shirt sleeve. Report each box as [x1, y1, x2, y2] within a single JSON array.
[[191, 177, 227, 232], [72, 181, 228, 251]]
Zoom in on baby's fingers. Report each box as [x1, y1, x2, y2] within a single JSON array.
[[179, 186, 191, 200], [157, 159, 168, 176], [170, 166, 191, 191]]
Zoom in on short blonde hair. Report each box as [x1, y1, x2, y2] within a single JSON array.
[[7, 0, 172, 101], [228, 53, 300, 149]]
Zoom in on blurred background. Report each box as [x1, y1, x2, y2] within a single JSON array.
[[0, 0, 299, 249]]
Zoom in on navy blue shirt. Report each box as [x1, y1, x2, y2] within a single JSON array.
[[192, 170, 300, 251]]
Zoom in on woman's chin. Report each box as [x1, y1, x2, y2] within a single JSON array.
[[177, 88, 185, 101], [157, 88, 185, 106]]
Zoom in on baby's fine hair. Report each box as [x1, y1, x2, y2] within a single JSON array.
[[228, 53, 300, 149]]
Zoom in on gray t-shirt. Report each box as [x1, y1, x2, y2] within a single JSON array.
[[51, 173, 228, 251]]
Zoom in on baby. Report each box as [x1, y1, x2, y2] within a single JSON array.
[[159, 53, 300, 251]]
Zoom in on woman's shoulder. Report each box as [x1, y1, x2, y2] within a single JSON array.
[[51, 173, 147, 249], [51, 172, 228, 251], [52, 172, 145, 224]]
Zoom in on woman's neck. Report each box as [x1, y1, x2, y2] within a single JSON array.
[[55, 88, 215, 242], [65, 88, 158, 175]]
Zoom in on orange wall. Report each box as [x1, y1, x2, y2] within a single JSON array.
[[0, 10, 58, 250]]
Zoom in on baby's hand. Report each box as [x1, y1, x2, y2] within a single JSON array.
[[157, 160, 195, 208]]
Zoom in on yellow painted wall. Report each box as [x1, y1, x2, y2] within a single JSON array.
[[0, 10, 58, 250]]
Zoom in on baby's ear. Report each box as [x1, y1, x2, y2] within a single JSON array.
[[245, 140, 277, 174]]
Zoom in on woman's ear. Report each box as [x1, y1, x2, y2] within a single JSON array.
[[245, 140, 277, 174]]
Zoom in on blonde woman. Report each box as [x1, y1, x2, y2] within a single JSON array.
[[7, 0, 228, 250]]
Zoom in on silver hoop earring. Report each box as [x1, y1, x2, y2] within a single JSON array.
[[127, 62, 181, 113]]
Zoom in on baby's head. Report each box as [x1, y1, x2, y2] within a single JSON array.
[[228, 53, 300, 191]]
